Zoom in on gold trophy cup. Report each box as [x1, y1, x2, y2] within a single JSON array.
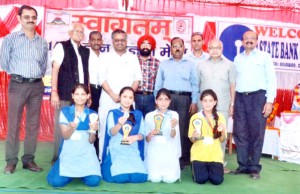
[[121, 123, 132, 145], [192, 118, 202, 140], [154, 114, 164, 135]]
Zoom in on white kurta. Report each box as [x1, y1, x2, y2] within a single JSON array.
[[144, 109, 181, 183], [97, 50, 142, 159]]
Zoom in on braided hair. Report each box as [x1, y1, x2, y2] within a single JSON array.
[[200, 89, 221, 139]]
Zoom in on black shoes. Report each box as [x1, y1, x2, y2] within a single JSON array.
[[23, 161, 43, 172]]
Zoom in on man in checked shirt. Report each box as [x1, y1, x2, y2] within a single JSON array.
[[135, 35, 160, 117]]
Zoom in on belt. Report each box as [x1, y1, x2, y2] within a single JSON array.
[[239, 89, 266, 96], [11, 74, 42, 83], [90, 84, 101, 89], [169, 90, 192, 96], [136, 91, 153, 95]]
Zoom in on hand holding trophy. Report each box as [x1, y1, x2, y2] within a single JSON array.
[[192, 118, 202, 140], [154, 114, 164, 135], [88, 113, 99, 134], [121, 123, 132, 145]]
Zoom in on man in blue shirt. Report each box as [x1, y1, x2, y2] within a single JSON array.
[[154, 37, 199, 169], [0, 5, 48, 174], [231, 30, 277, 180]]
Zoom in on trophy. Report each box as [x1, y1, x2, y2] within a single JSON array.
[[88, 113, 98, 134], [192, 118, 202, 140], [124, 112, 129, 119], [74, 112, 80, 124], [121, 123, 132, 145], [154, 114, 164, 135]]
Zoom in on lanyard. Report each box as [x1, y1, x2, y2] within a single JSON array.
[[202, 111, 215, 135]]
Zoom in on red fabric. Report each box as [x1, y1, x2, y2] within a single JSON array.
[[137, 34, 156, 50], [0, 7, 19, 38], [202, 22, 216, 52], [1, 1, 300, 24]]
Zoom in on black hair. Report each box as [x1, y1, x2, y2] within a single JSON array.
[[89, 31, 102, 40], [111, 29, 127, 39], [200, 89, 221, 139], [170, 37, 184, 46], [18, 5, 38, 16], [119, 86, 135, 125], [70, 84, 89, 105], [156, 88, 171, 100]]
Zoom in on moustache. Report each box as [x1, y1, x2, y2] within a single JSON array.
[[246, 41, 253, 45], [176, 49, 180, 52], [142, 48, 150, 52], [27, 22, 34, 24]]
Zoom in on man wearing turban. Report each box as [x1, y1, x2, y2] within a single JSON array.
[[135, 35, 160, 117]]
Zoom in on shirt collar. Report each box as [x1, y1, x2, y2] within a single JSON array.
[[242, 48, 258, 55], [208, 56, 224, 62], [169, 57, 187, 62], [70, 39, 80, 49], [69, 104, 89, 115], [17, 30, 38, 40]]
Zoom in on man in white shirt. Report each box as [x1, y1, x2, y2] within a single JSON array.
[[97, 29, 142, 159], [50, 23, 90, 165], [88, 31, 103, 158]]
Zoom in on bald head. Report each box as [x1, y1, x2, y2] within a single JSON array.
[[208, 39, 223, 60]]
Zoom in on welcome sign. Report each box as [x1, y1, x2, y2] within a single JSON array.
[[217, 21, 300, 72]]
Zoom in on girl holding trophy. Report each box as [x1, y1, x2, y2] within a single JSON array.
[[101, 86, 147, 183], [188, 89, 227, 185], [47, 84, 101, 187], [144, 88, 181, 183]]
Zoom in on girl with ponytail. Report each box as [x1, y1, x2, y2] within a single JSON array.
[[188, 89, 227, 185]]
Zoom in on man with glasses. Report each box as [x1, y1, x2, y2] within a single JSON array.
[[231, 30, 277, 180], [88, 31, 103, 158], [135, 35, 160, 117], [97, 29, 142, 159], [50, 23, 90, 165], [185, 32, 209, 66], [197, 39, 236, 174], [0, 5, 48, 174], [154, 37, 199, 170]]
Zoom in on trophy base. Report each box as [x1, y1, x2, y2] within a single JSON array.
[[154, 131, 163, 136], [121, 140, 130, 145], [87, 129, 97, 134], [194, 136, 204, 140]]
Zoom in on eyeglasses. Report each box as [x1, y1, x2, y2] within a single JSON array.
[[113, 39, 126, 43], [22, 15, 37, 20], [243, 37, 257, 41], [209, 46, 222, 50], [191, 32, 202, 37], [73, 30, 84, 36], [172, 44, 183, 49]]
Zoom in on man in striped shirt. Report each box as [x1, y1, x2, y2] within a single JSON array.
[[0, 5, 48, 174]]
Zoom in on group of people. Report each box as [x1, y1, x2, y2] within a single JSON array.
[[0, 4, 277, 188]]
